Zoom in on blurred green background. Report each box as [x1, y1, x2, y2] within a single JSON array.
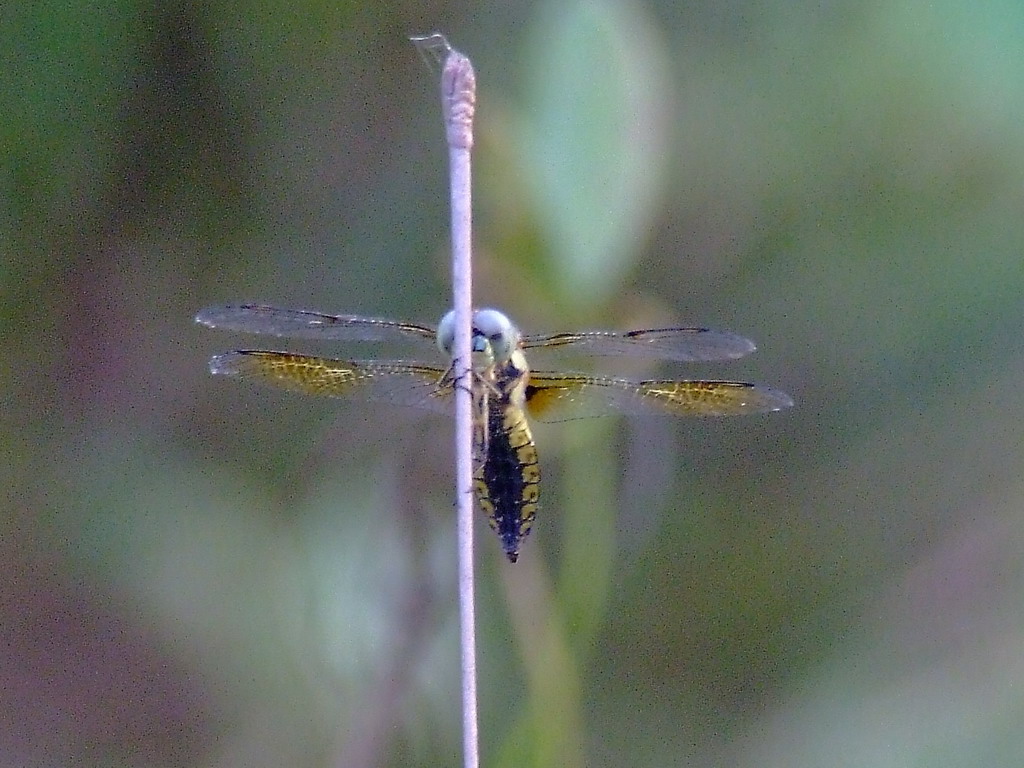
[[5, 0, 1024, 766]]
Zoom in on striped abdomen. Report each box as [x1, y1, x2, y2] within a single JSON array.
[[473, 403, 540, 563]]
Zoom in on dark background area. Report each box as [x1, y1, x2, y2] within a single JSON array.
[[5, 1, 1024, 766]]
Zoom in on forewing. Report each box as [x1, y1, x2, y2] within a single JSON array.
[[521, 327, 756, 362], [209, 351, 452, 413], [196, 305, 437, 344], [525, 371, 793, 421]]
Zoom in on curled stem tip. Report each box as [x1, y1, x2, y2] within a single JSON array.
[[410, 32, 452, 72]]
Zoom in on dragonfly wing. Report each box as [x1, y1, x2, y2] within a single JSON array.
[[525, 371, 793, 421], [521, 327, 756, 362], [209, 351, 452, 413], [196, 305, 437, 344]]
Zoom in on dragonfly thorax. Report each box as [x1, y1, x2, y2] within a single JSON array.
[[437, 308, 522, 364]]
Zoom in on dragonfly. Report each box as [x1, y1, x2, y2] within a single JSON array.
[[195, 304, 792, 562]]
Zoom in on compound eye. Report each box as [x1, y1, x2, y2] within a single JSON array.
[[436, 309, 456, 355], [438, 308, 520, 360], [437, 309, 496, 356], [473, 308, 519, 361]]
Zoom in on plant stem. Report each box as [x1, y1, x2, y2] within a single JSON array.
[[412, 32, 479, 768]]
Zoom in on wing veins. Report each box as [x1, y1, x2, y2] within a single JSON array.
[[209, 350, 452, 412], [524, 371, 793, 419], [196, 305, 437, 344], [520, 327, 756, 362]]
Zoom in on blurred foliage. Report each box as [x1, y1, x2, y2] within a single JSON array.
[[4, 0, 1024, 766]]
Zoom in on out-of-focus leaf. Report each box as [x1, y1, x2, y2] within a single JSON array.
[[519, 0, 671, 307]]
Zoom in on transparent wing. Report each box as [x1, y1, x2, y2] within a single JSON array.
[[196, 305, 437, 344], [524, 371, 793, 421], [521, 327, 757, 362], [209, 351, 452, 413]]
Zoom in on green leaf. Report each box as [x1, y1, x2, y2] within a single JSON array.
[[520, 0, 671, 308]]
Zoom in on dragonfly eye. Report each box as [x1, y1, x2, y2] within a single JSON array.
[[473, 308, 519, 362], [437, 308, 520, 361], [436, 309, 464, 358], [436, 309, 457, 356], [437, 309, 491, 356]]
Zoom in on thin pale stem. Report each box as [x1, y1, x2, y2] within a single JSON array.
[[413, 33, 479, 768]]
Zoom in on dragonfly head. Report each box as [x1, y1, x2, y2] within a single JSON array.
[[437, 308, 521, 364]]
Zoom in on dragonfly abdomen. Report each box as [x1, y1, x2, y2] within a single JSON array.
[[473, 404, 540, 563]]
